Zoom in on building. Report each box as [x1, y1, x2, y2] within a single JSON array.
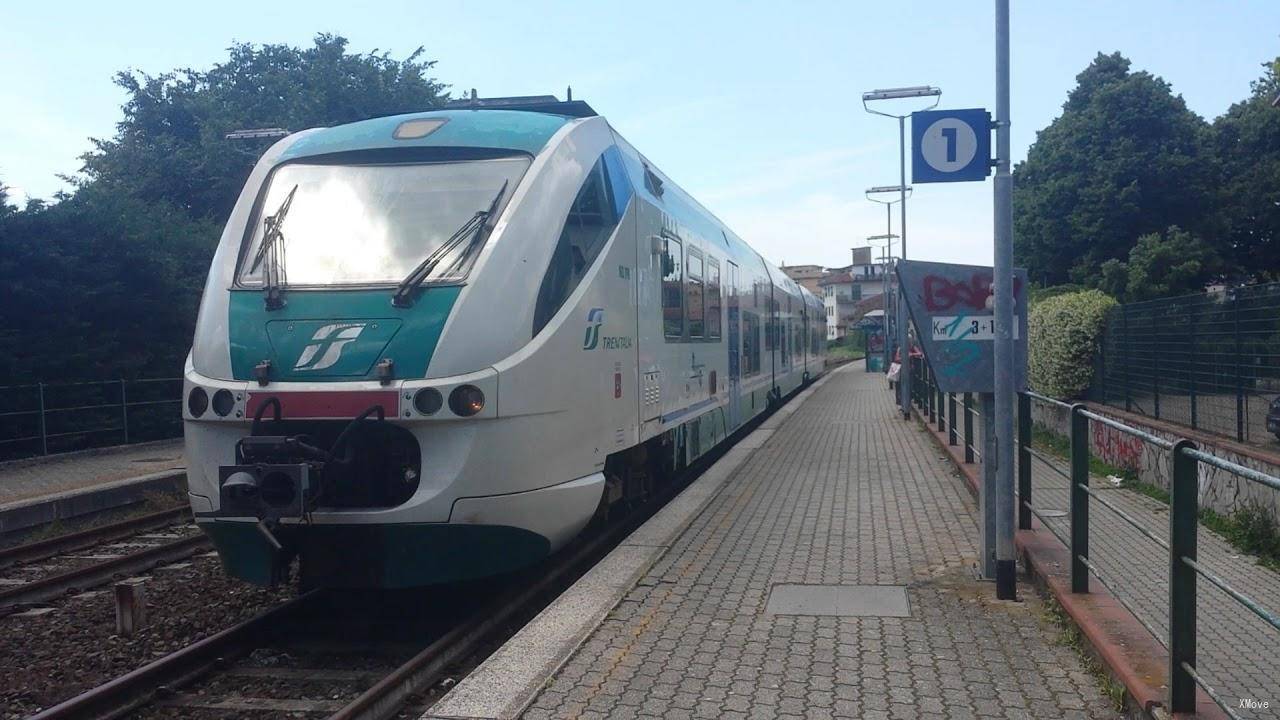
[[779, 264, 826, 297], [820, 247, 889, 340]]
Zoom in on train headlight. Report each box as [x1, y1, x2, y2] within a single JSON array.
[[414, 388, 443, 415], [211, 389, 235, 417], [187, 387, 209, 418], [449, 385, 485, 417]]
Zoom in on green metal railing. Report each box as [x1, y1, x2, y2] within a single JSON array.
[[910, 357, 1280, 716]]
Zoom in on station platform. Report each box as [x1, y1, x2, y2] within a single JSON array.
[[430, 365, 1119, 719], [0, 440, 185, 533]]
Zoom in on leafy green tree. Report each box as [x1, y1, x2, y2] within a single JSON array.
[[1211, 57, 1280, 280], [0, 185, 219, 380], [1013, 52, 1216, 286], [1123, 226, 1219, 300], [77, 34, 447, 222]]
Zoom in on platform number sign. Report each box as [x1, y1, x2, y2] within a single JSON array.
[[911, 108, 992, 183]]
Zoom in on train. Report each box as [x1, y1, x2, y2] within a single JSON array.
[[182, 96, 826, 588]]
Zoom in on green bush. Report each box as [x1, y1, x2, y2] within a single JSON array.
[[1028, 289, 1117, 399]]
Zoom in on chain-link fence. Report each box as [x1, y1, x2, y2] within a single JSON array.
[[1092, 282, 1280, 446]]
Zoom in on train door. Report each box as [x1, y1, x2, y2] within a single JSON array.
[[726, 261, 741, 429]]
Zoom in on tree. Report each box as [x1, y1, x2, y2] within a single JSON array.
[[1123, 226, 1219, 301], [0, 35, 449, 384], [1013, 52, 1217, 286], [1211, 56, 1280, 280], [77, 34, 447, 222]]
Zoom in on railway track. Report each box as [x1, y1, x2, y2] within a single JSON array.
[[25, 461, 709, 720], [24, 399, 765, 720], [27, 510, 634, 720], [0, 506, 205, 613]]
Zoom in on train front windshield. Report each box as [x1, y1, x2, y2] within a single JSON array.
[[238, 156, 530, 287]]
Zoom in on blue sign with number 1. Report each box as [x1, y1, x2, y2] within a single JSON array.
[[911, 108, 992, 183]]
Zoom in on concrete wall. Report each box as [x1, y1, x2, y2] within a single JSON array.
[[1032, 401, 1280, 523]]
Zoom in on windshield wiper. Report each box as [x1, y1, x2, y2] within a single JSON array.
[[252, 184, 298, 311], [391, 180, 508, 308]]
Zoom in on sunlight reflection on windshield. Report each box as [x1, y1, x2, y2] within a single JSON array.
[[240, 157, 529, 286]]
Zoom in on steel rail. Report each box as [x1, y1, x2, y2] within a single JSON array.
[[28, 591, 320, 720], [1181, 661, 1246, 720], [0, 506, 189, 570], [0, 534, 209, 611], [330, 500, 638, 720]]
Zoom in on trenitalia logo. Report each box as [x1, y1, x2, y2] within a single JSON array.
[[294, 323, 366, 371], [583, 308, 604, 350]]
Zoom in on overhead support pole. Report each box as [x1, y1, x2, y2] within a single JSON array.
[[993, 0, 1017, 601], [863, 86, 940, 420]]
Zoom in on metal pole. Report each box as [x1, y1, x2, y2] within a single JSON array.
[[120, 379, 130, 445], [993, 0, 1017, 600], [981, 393, 997, 579], [963, 392, 975, 463], [1168, 439, 1198, 713], [37, 382, 48, 456], [1234, 294, 1244, 442], [1070, 403, 1090, 594], [948, 393, 958, 446], [1018, 393, 1032, 530], [898, 115, 911, 420]]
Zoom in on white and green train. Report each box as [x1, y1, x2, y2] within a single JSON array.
[[182, 97, 825, 588]]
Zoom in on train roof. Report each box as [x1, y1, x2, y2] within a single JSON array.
[[279, 108, 579, 161]]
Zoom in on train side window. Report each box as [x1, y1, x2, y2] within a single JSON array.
[[687, 246, 705, 338], [743, 311, 760, 376], [662, 236, 684, 338], [707, 258, 722, 339], [532, 151, 630, 336]]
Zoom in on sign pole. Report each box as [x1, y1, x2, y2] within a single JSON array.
[[992, 0, 1017, 600], [897, 117, 912, 419]]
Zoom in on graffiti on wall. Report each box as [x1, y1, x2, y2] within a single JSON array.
[[1091, 420, 1144, 471]]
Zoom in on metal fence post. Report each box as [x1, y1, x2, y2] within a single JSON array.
[[1188, 310, 1197, 429], [937, 385, 946, 431], [1070, 403, 1089, 593], [120, 379, 130, 445], [1234, 293, 1244, 442], [1018, 393, 1032, 530], [927, 365, 936, 422], [37, 381, 48, 456], [1169, 439, 1198, 713], [1122, 309, 1131, 413], [963, 393, 975, 463], [948, 393, 957, 446]]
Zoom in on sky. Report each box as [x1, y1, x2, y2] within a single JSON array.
[[2, 1, 1277, 269]]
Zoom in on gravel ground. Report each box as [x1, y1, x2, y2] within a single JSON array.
[[1, 552, 297, 718]]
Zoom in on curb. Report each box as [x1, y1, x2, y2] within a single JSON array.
[[425, 367, 845, 720], [911, 406, 1228, 720]]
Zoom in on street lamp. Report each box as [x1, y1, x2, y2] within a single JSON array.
[[863, 85, 940, 419]]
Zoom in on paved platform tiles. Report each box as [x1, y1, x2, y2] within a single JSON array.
[[0, 439, 184, 506], [1025, 452, 1280, 716], [521, 367, 1118, 720]]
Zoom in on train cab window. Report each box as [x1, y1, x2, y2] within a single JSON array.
[[662, 236, 684, 338], [532, 150, 632, 336], [707, 258, 722, 339], [687, 247, 705, 338]]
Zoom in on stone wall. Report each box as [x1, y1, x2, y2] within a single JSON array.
[[1031, 401, 1280, 523]]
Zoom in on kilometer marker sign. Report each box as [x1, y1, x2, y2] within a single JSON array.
[[895, 260, 1028, 394]]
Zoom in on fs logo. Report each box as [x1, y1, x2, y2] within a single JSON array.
[[294, 323, 366, 371], [583, 308, 604, 350]]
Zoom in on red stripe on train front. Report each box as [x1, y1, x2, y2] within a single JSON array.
[[245, 391, 400, 419]]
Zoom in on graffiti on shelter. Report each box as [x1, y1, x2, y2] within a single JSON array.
[[922, 273, 1025, 312]]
